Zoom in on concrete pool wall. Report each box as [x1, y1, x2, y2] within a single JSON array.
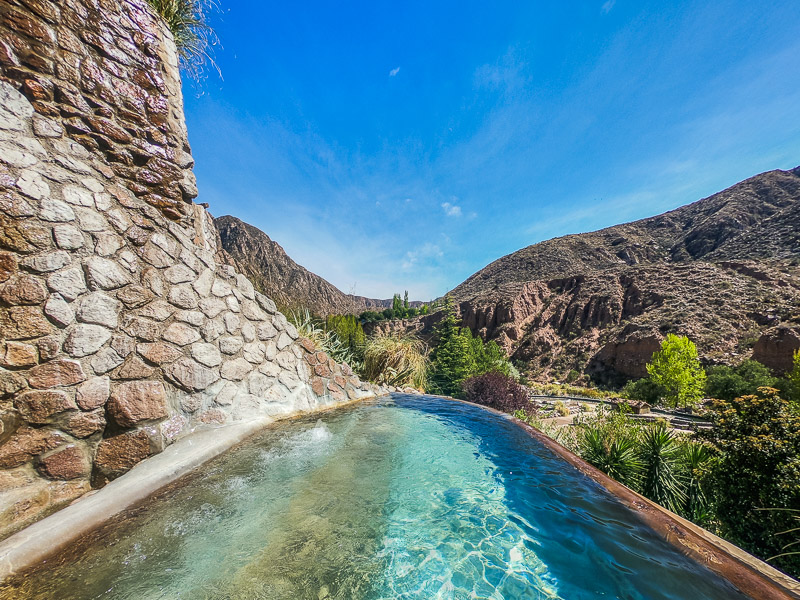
[[0, 0, 382, 539]]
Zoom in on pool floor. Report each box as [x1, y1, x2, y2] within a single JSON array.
[[0, 395, 751, 599]]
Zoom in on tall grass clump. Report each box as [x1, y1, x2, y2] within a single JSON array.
[[362, 334, 428, 389], [290, 309, 361, 371], [145, 0, 219, 75]]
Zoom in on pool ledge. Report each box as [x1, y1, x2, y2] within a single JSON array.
[[444, 396, 800, 600], [0, 394, 384, 581]]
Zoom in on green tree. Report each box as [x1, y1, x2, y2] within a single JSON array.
[[790, 350, 800, 403], [403, 290, 409, 310], [702, 388, 800, 576], [420, 304, 430, 315], [646, 334, 706, 407], [706, 360, 777, 401], [430, 298, 476, 396]]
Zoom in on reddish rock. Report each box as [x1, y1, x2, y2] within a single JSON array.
[[298, 337, 316, 353], [36, 336, 60, 361], [333, 375, 347, 389], [0, 341, 38, 367], [0, 427, 65, 468], [0, 252, 16, 283], [138, 342, 183, 365], [76, 376, 110, 410], [107, 380, 167, 427], [315, 351, 328, 365], [198, 409, 226, 425], [314, 362, 332, 378], [0, 306, 52, 340], [753, 327, 800, 374], [28, 359, 86, 388], [311, 377, 326, 397], [36, 445, 89, 480], [113, 356, 155, 380], [65, 409, 106, 438], [95, 430, 152, 480], [14, 389, 77, 423], [305, 352, 318, 366], [0, 274, 47, 305]]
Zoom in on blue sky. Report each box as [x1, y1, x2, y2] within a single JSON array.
[[184, 1, 800, 301]]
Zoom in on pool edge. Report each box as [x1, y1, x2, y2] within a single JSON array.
[[0, 393, 388, 582], [438, 394, 800, 600]]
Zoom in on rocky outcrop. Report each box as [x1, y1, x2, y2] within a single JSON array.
[[0, 0, 382, 540], [752, 326, 800, 374], [215, 215, 422, 315]]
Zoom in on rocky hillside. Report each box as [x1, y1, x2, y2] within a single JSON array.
[[382, 166, 800, 383], [215, 216, 414, 316]]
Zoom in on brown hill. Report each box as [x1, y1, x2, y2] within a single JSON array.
[[380, 166, 800, 383], [215, 216, 415, 316]]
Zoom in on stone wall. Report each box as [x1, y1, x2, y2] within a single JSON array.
[[0, 0, 381, 539]]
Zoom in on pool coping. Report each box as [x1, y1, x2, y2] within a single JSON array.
[[0, 394, 381, 582], [445, 395, 800, 600]]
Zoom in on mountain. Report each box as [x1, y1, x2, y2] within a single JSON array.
[[215, 216, 415, 316], [382, 166, 800, 383]]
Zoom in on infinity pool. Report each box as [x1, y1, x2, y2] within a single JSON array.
[[1, 394, 749, 599]]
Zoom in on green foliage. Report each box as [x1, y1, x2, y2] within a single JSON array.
[[705, 360, 778, 401], [646, 334, 707, 407], [680, 441, 714, 524], [790, 350, 800, 403], [289, 309, 361, 371], [702, 388, 800, 576], [325, 315, 366, 350], [579, 423, 643, 488], [621, 377, 666, 405], [145, 0, 217, 73], [362, 334, 428, 389], [553, 400, 570, 417], [638, 423, 686, 513]]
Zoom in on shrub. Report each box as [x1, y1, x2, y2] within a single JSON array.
[[646, 334, 706, 407], [622, 378, 666, 404], [638, 423, 686, 513], [790, 350, 800, 403], [362, 334, 428, 389], [290, 309, 360, 371], [461, 372, 529, 413], [553, 400, 570, 417], [580, 425, 643, 488], [145, 0, 218, 73], [705, 360, 777, 401]]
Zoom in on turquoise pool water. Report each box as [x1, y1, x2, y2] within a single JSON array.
[[1, 394, 750, 599]]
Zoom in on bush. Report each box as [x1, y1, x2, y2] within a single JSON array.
[[553, 400, 570, 417], [646, 334, 706, 407], [622, 378, 666, 404], [362, 334, 428, 389], [705, 360, 777, 401], [462, 372, 529, 413]]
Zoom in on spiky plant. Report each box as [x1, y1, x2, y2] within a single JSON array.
[[638, 422, 686, 513], [145, 0, 218, 75], [362, 334, 429, 389], [680, 441, 714, 523], [579, 425, 643, 488], [289, 309, 360, 371]]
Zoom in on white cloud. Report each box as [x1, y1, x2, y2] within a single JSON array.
[[389, 66, 400, 77], [601, 1, 615, 14], [402, 243, 443, 270], [441, 202, 462, 217]]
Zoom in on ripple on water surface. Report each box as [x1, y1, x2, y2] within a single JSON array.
[[1, 395, 751, 600]]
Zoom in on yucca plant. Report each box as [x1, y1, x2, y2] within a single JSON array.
[[362, 334, 429, 389], [290, 309, 361, 371], [638, 423, 687, 513], [680, 441, 714, 523], [579, 424, 643, 488], [145, 0, 218, 75]]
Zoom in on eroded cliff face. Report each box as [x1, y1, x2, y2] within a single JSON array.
[[0, 0, 379, 540]]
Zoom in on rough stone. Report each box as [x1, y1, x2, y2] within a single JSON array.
[[167, 357, 219, 391], [0, 427, 66, 469], [44, 294, 74, 328], [235, 274, 255, 300], [264, 340, 278, 361], [191, 342, 221, 367], [138, 342, 183, 365], [114, 356, 156, 380], [111, 335, 136, 358], [47, 267, 86, 301], [198, 409, 227, 425], [220, 357, 252, 381], [0, 341, 37, 367], [164, 264, 195, 284], [162, 322, 200, 346], [37, 445, 89, 480], [167, 284, 198, 310], [257, 321, 277, 340], [0, 274, 47, 305], [254, 293, 277, 314], [278, 370, 301, 390], [223, 312, 240, 334], [226, 294, 240, 313], [116, 285, 153, 309], [65, 409, 105, 438], [14, 390, 77, 424], [64, 324, 112, 357], [94, 233, 123, 256], [211, 278, 232, 297], [95, 430, 152, 480], [241, 321, 256, 343], [201, 318, 225, 342], [276, 351, 296, 370], [62, 185, 93, 207], [108, 381, 167, 427], [199, 296, 225, 318], [75, 376, 110, 410], [76, 292, 119, 328], [193, 269, 214, 297], [36, 336, 60, 361], [122, 315, 161, 341], [39, 198, 75, 222], [28, 359, 86, 388], [53, 224, 84, 250], [175, 310, 204, 327], [0, 252, 17, 283], [22, 251, 71, 274], [277, 332, 293, 350], [218, 336, 243, 355], [213, 381, 238, 406], [311, 377, 326, 397], [84, 256, 129, 289], [242, 342, 265, 364], [90, 347, 124, 374]]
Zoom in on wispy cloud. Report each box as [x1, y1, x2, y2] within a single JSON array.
[[441, 202, 462, 217], [389, 66, 400, 77], [402, 243, 443, 270], [601, 0, 615, 14]]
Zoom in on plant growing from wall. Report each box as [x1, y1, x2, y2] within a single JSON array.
[[145, 0, 218, 74], [646, 334, 706, 407]]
